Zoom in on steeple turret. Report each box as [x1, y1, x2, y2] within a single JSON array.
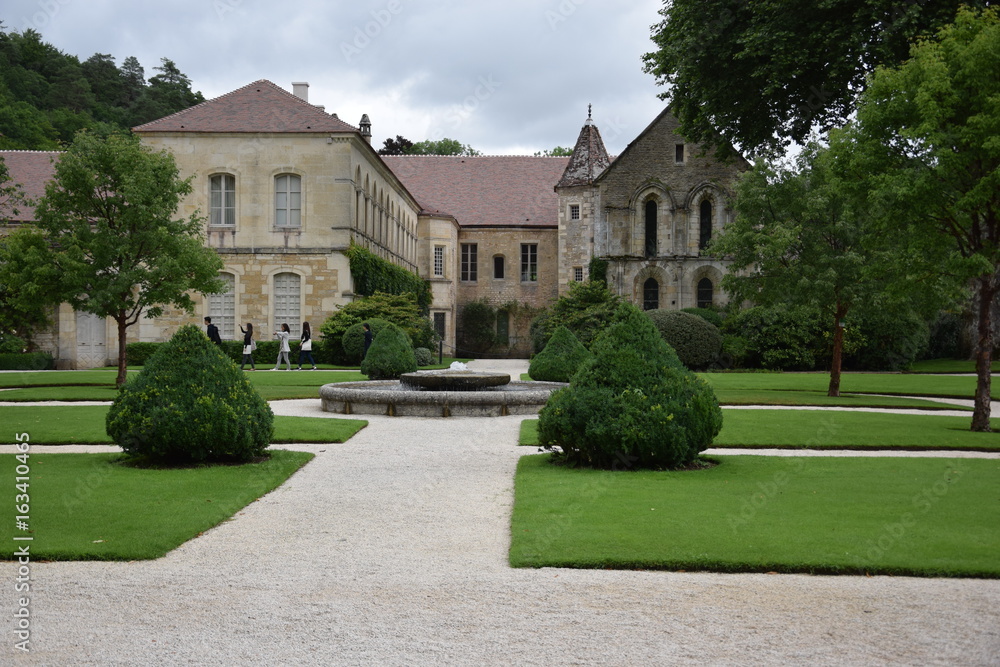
[[556, 105, 611, 188]]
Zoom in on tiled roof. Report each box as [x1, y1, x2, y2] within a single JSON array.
[[382, 155, 570, 227], [132, 80, 359, 134], [557, 118, 611, 188], [0, 150, 61, 223]]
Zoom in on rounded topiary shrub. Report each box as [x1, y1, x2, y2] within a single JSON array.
[[360, 323, 417, 379], [538, 303, 722, 470], [342, 318, 392, 364], [528, 325, 593, 382], [414, 346, 434, 367], [647, 309, 723, 370], [106, 324, 273, 464]]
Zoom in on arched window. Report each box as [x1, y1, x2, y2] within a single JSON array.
[[645, 200, 657, 258], [699, 200, 713, 250], [275, 174, 301, 227], [273, 273, 301, 337], [697, 278, 714, 308], [207, 272, 236, 339], [209, 174, 235, 226], [643, 277, 659, 311]]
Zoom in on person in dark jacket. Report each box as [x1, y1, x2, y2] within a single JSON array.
[[240, 323, 256, 370], [363, 322, 373, 358], [296, 321, 317, 370], [204, 316, 222, 345]]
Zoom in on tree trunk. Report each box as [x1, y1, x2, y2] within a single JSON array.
[[971, 276, 995, 432], [115, 315, 128, 389], [827, 304, 847, 397]]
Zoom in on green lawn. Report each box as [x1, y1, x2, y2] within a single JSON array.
[[510, 454, 1000, 577], [0, 405, 366, 444], [700, 371, 988, 399], [907, 359, 999, 373], [0, 450, 314, 560], [0, 369, 367, 401], [520, 410, 1000, 451]]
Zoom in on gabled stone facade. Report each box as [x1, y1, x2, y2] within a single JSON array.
[[560, 108, 746, 311]]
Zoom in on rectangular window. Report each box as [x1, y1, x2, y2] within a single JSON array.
[[461, 244, 477, 282], [675, 144, 685, 164], [520, 243, 538, 282], [275, 174, 301, 227], [493, 255, 505, 280], [207, 273, 236, 339], [433, 246, 444, 277], [210, 174, 235, 226], [569, 204, 580, 220], [273, 272, 301, 338], [573, 266, 584, 282]]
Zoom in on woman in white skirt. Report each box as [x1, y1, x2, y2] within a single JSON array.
[[297, 321, 317, 370], [239, 322, 256, 370]]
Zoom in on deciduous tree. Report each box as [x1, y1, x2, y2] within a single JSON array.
[[643, 0, 987, 157], [19, 128, 224, 386], [835, 7, 1000, 430]]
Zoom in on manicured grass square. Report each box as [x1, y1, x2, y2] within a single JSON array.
[[510, 454, 1000, 577], [1, 450, 314, 560]]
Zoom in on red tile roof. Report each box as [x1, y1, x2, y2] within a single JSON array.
[[132, 80, 359, 134], [382, 155, 570, 228], [0, 150, 60, 223]]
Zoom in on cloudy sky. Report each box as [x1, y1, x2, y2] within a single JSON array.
[[5, 0, 669, 155]]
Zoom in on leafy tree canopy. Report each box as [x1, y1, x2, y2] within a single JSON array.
[[408, 138, 481, 156], [831, 6, 1000, 429], [12, 128, 224, 386], [643, 0, 987, 157], [0, 27, 203, 148], [378, 135, 414, 155], [533, 146, 573, 157]]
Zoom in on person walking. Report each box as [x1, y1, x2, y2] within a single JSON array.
[[204, 316, 222, 345], [297, 321, 317, 370], [363, 322, 373, 359], [239, 323, 256, 370], [272, 323, 292, 371]]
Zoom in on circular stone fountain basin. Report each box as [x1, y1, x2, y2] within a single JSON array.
[[400, 370, 511, 391], [319, 378, 567, 417]]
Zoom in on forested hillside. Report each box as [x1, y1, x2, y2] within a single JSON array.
[[0, 24, 203, 149]]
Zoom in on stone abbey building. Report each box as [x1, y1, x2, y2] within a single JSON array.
[[1, 80, 744, 367]]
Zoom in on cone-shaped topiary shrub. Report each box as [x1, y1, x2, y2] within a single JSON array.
[[528, 325, 593, 382], [342, 318, 392, 364], [538, 303, 722, 470], [647, 309, 723, 370], [360, 322, 417, 379], [106, 324, 273, 464]]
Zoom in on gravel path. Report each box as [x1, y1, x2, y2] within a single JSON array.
[[4, 360, 999, 665]]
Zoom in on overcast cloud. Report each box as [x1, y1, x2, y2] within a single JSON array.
[[4, 0, 668, 155]]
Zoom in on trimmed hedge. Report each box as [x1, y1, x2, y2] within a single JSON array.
[[538, 303, 722, 470], [360, 323, 417, 380], [106, 324, 273, 464], [126, 339, 327, 367], [0, 352, 54, 370], [681, 307, 725, 329], [414, 347, 434, 367], [647, 309, 723, 370], [528, 325, 593, 382]]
